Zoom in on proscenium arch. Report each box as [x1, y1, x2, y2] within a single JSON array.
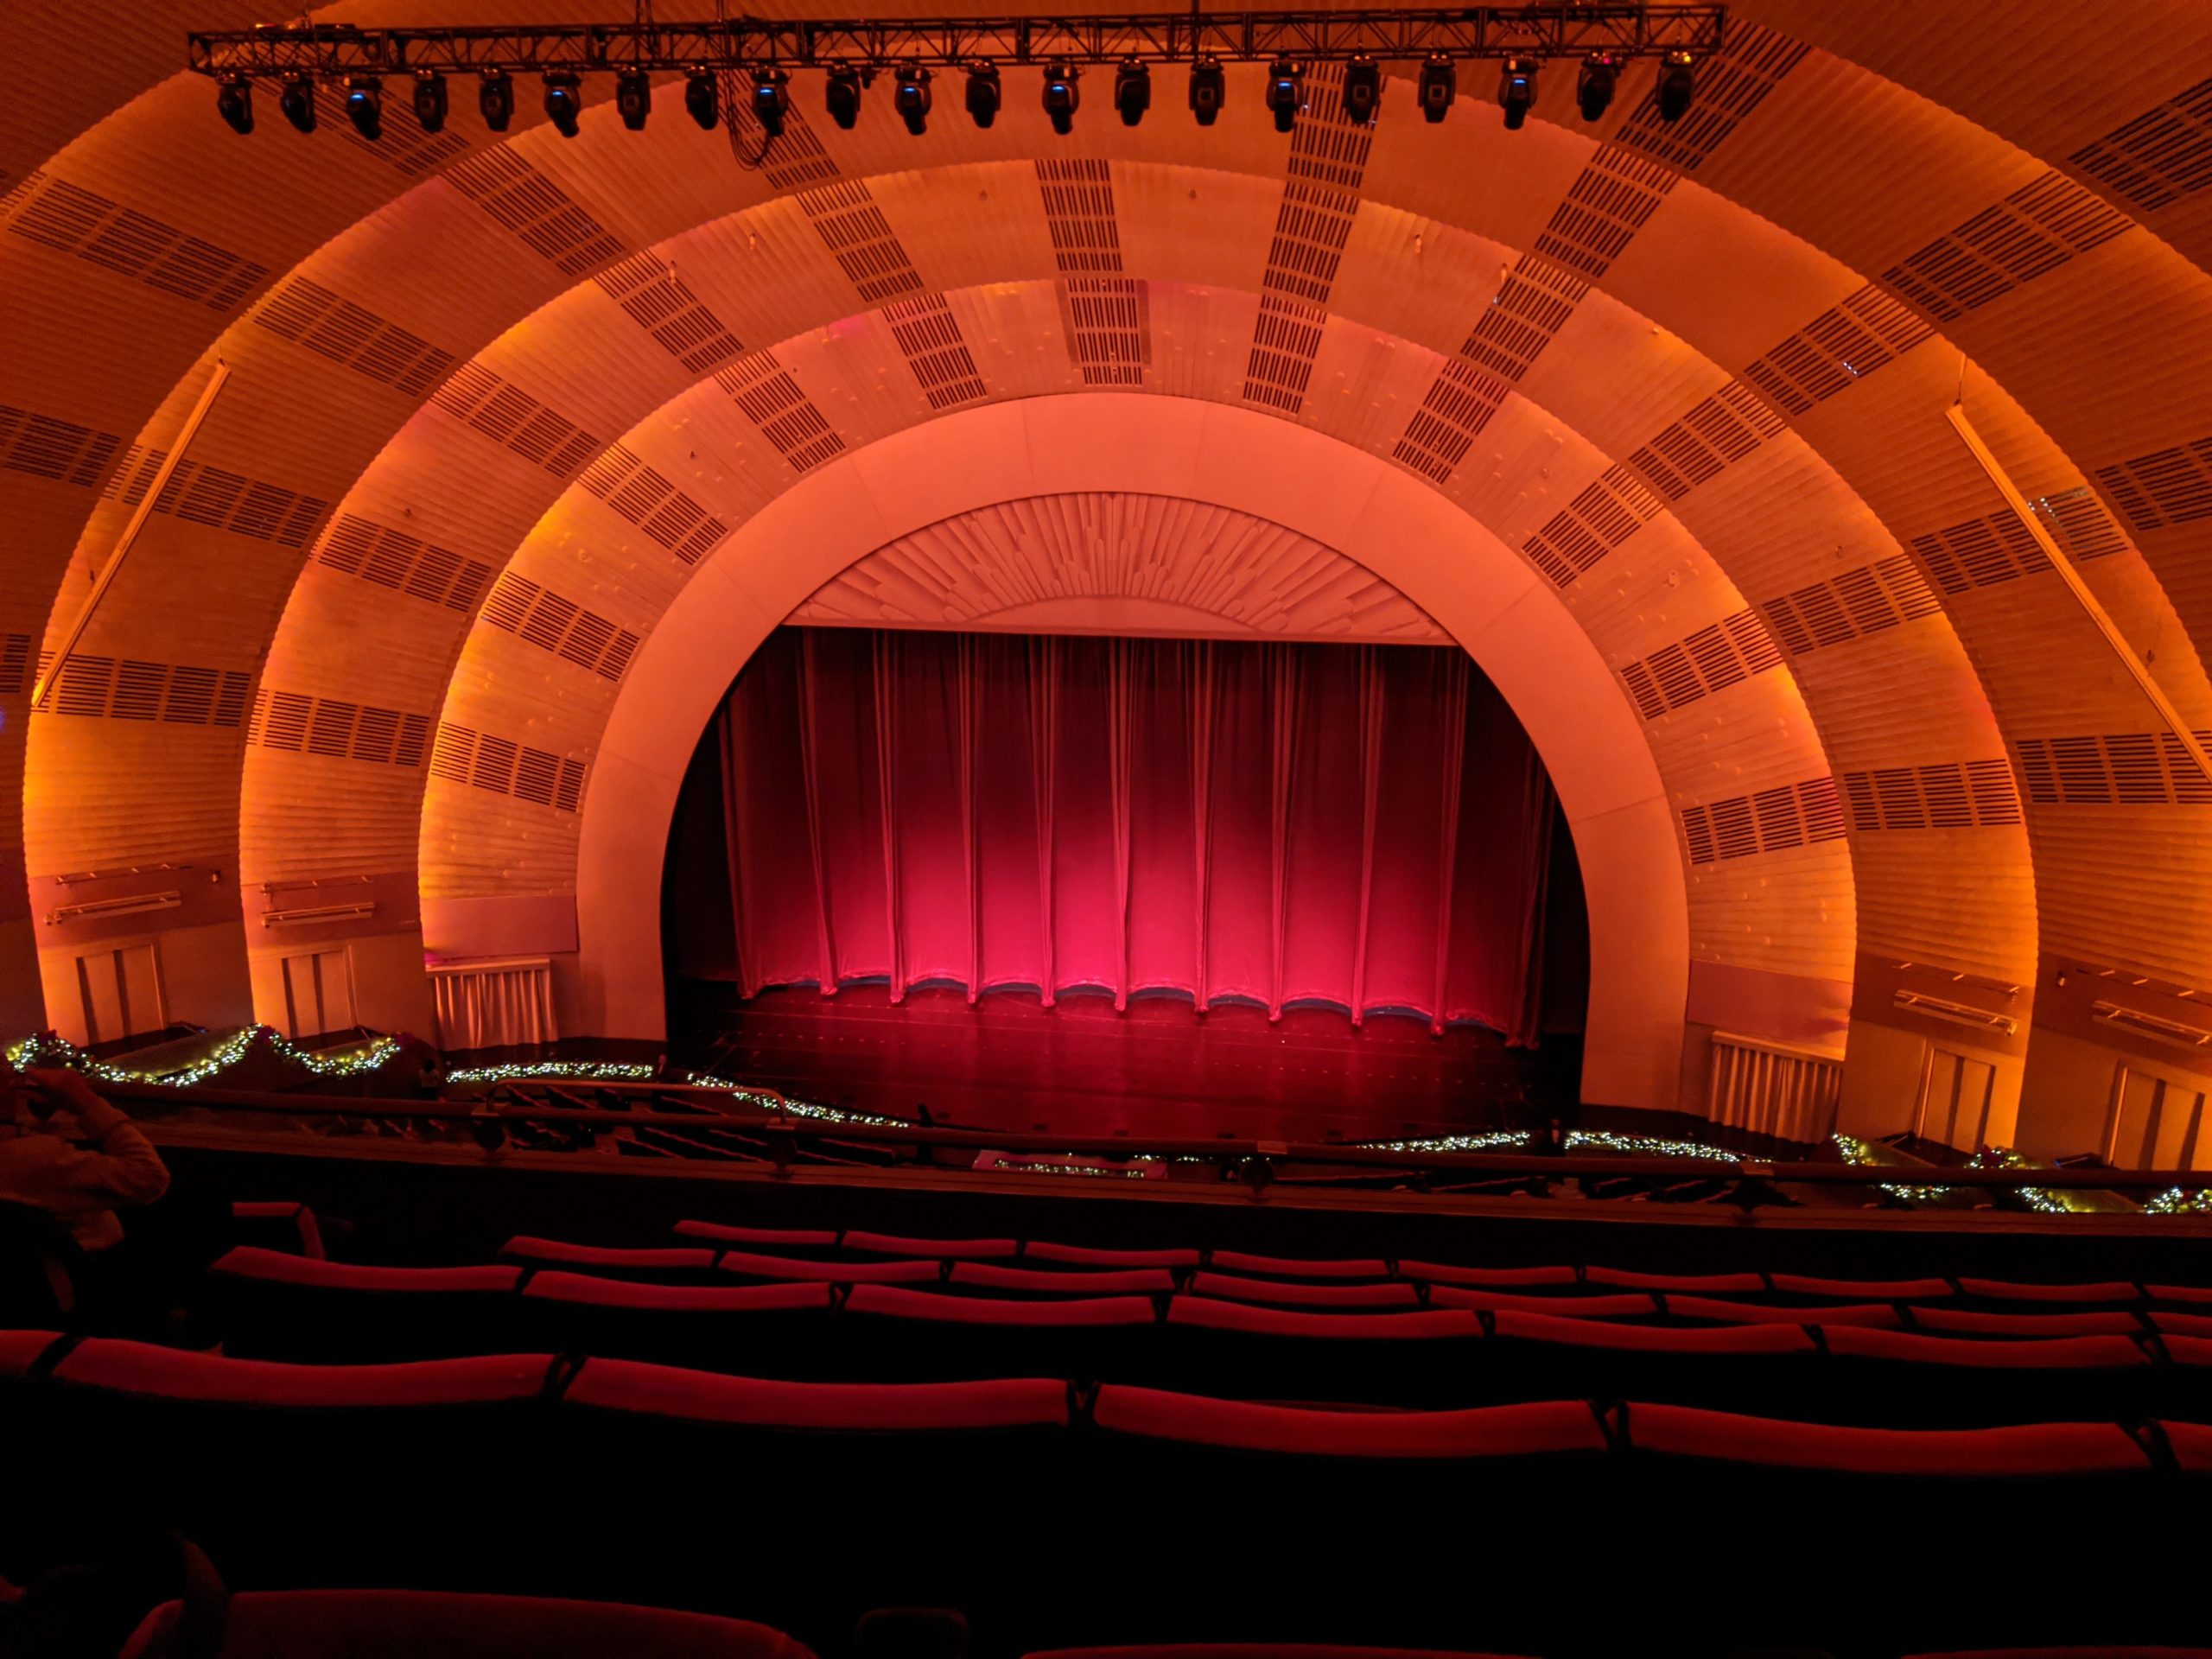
[[567, 394, 1693, 1110]]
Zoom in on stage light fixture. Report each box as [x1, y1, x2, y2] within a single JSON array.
[[343, 76, 382, 140], [479, 69, 514, 132], [413, 70, 448, 132], [1497, 57, 1537, 130], [215, 73, 253, 135], [894, 65, 931, 136], [1112, 58, 1149, 127], [826, 63, 863, 130], [543, 71, 582, 137], [964, 62, 1001, 128], [1264, 59, 1301, 134], [1416, 54, 1454, 123], [750, 68, 789, 136], [1043, 60, 1079, 135], [615, 69, 651, 130], [1188, 55, 1225, 126], [684, 67, 719, 130], [278, 73, 316, 134], [1576, 53, 1618, 121], [1342, 54, 1381, 124], [1656, 50, 1695, 122]]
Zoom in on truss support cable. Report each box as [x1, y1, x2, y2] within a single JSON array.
[[33, 361, 231, 711], [1945, 400, 2212, 789]]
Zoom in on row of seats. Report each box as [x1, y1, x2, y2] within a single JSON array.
[[199, 1249, 2212, 1423]]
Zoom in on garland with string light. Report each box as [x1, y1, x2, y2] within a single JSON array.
[[2146, 1187, 2212, 1216], [1832, 1132, 1954, 1205], [6, 1026, 401, 1088], [440, 1059, 902, 1126]]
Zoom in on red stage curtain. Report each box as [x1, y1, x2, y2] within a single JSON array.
[[696, 628, 1567, 1043]]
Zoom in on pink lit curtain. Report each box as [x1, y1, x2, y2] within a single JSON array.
[[700, 628, 1560, 1042]]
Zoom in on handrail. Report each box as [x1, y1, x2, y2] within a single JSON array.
[[97, 1076, 2212, 1193]]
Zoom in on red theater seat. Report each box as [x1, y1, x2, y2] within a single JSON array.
[[1092, 1387, 1607, 1459], [675, 1220, 842, 1249], [499, 1237, 719, 1273], [0, 1328, 60, 1375], [841, 1229, 1020, 1259], [1956, 1278, 2144, 1305], [1166, 1299, 1482, 1341], [1821, 1327, 2153, 1371], [847, 1284, 1159, 1327], [1486, 1310, 1815, 1355], [563, 1358, 1070, 1431], [1206, 1250, 1394, 1280], [716, 1248, 942, 1284], [1583, 1267, 1766, 1293], [1625, 1402, 2152, 1477], [1912, 1306, 2143, 1338], [1023, 1241, 1203, 1269], [207, 1247, 527, 1362], [50, 1339, 552, 1408], [1664, 1295, 1902, 1328], [211, 1246, 518, 1294], [1186, 1274, 1421, 1309], [1423, 1286, 1656, 1318], [947, 1261, 1177, 1295], [228, 1200, 327, 1260], [2147, 1283, 2212, 1306], [118, 1591, 814, 1659], [1395, 1261, 1579, 1289], [1027, 1648, 1535, 1659], [1766, 1272, 1956, 1300], [523, 1272, 833, 1313]]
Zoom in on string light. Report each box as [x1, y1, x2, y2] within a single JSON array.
[[2146, 1187, 2212, 1216], [988, 1156, 1154, 1179], [444, 1059, 656, 1085], [1356, 1131, 1531, 1154], [1833, 1133, 1952, 1205], [1976, 1145, 2073, 1215], [7, 1026, 399, 1088], [1565, 1128, 1739, 1161]]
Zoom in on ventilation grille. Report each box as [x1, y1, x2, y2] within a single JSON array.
[[444, 148, 624, 277], [575, 444, 730, 565], [1521, 464, 1667, 589], [1532, 145, 1676, 278], [1459, 253, 1591, 382], [2094, 437, 2212, 532], [1761, 555, 1942, 656], [1243, 295, 1327, 414], [478, 572, 641, 682], [5, 169, 268, 310], [2070, 76, 2212, 212], [1681, 777, 1847, 865], [1909, 512, 2052, 594], [1613, 24, 1807, 172], [2014, 732, 2212, 807], [1390, 360, 1508, 482], [1260, 180, 1359, 306], [247, 690, 432, 767], [430, 722, 587, 812], [0, 633, 31, 696], [1741, 286, 1935, 416], [2026, 486, 2128, 561], [1840, 761, 2024, 831], [1627, 381, 1784, 502], [97, 451, 327, 548], [336, 100, 471, 177], [884, 294, 988, 410], [1282, 65, 1374, 189], [1036, 158, 1122, 274], [253, 276, 456, 397], [1617, 611, 1782, 720], [33, 653, 251, 728], [714, 352, 846, 473], [312, 514, 493, 613], [796, 180, 926, 303], [0, 404, 124, 490], [1880, 170, 2133, 324], [427, 361, 601, 480], [1058, 278, 1150, 387], [593, 253, 743, 375]]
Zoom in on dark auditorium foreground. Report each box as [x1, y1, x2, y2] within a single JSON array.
[[4, 5, 2212, 1656]]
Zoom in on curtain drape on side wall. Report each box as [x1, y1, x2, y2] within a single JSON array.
[[697, 628, 1565, 1041]]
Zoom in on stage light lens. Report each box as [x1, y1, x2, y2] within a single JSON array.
[[1265, 59, 1301, 135], [1577, 54, 1618, 122], [684, 68, 719, 130], [965, 62, 1001, 128], [1188, 56, 1224, 126], [1656, 50, 1694, 122], [543, 71, 582, 137], [750, 68, 789, 136], [1113, 58, 1147, 128], [479, 70, 514, 132], [1497, 57, 1537, 131], [1343, 54, 1381, 124], [1043, 60, 1079, 136], [894, 65, 931, 136], [344, 76, 382, 141], [827, 64, 862, 130], [1417, 54, 1455, 123], [216, 73, 253, 135], [616, 69, 651, 130], [413, 70, 448, 132], [278, 74, 315, 134]]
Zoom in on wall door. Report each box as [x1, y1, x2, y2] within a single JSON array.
[[1914, 1046, 1997, 1152], [73, 944, 165, 1046], [2106, 1066, 2209, 1171]]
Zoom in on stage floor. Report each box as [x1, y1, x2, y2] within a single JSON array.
[[672, 982, 1572, 1142]]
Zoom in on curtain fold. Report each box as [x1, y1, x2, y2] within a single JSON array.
[[696, 628, 1565, 1038]]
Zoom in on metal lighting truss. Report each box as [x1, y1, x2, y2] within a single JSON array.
[[188, 7, 1726, 77]]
